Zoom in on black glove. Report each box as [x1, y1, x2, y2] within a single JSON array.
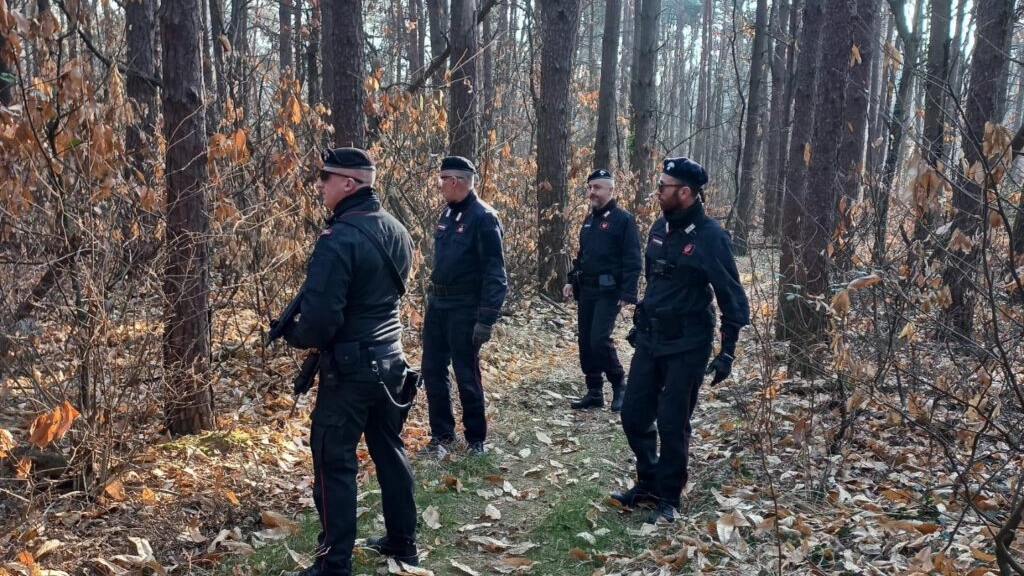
[[472, 322, 493, 348], [626, 327, 637, 348], [705, 352, 734, 385]]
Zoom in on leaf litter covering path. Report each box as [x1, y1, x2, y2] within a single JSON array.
[[3, 261, 1017, 575]]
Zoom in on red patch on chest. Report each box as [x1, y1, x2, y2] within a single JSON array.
[[456, 223, 467, 234], [683, 243, 695, 255], [599, 221, 610, 230]]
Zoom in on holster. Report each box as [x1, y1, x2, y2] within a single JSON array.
[[398, 368, 421, 424]]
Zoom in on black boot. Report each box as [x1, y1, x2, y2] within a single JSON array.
[[609, 485, 658, 508], [570, 391, 604, 410], [610, 385, 625, 413], [363, 536, 419, 566]]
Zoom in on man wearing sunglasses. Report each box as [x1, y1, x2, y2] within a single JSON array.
[[611, 157, 749, 524], [281, 147, 419, 574], [563, 169, 642, 412], [419, 156, 508, 458]]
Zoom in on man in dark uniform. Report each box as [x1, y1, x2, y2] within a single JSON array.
[[420, 156, 508, 457], [281, 147, 418, 575], [564, 169, 642, 412], [611, 157, 750, 523]]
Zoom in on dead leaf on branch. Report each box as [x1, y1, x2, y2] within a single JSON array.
[[28, 400, 80, 449], [0, 427, 14, 457]]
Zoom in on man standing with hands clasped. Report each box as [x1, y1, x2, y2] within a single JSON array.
[[611, 157, 749, 524], [420, 156, 508, 457], [564, 169, 642, 412]]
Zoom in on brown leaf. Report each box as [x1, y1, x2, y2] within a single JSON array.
[[28, 400, 80, 449], [849, 44, 862, 66], [847, 274, 882, 290], [831, 290, 850, 317], [104, 480, 126, 502], [0, 427, 13, 457], [803, 143, 811, 167], [223, 489, 240, 506], [568, 548, 590, 561]]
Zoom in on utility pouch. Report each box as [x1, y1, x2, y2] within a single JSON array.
[[598, 274, 617, 290], [331, 341, 361, 374]]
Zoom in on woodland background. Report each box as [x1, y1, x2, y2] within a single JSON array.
[[0, 0, 1023, 574]]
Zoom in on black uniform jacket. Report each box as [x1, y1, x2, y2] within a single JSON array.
[[636, 202, 750, 357], [429, 191, 508, 326], [570, 199, 643, 303], [284, 188, 414, 351]]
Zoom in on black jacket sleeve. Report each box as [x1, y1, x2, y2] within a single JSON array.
[[284, 233, 352, 350], [619, 215, 643, 304], [476, 212, 508, 326], [706, 232, 750, 354]]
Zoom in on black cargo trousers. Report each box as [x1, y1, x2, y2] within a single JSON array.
[[310, 346, 416, 575]]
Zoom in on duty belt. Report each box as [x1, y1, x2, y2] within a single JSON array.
[[429, 282, 480, 297], [330, 339, 403, 367], [579, 275, 601, 287]]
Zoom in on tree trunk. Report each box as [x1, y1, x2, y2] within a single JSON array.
[[733, 0, 769, 255], [594, 0, 622, 170], [161, 0, 214, 435], [776, 0, 824, 343], [941, 0, 1015, 340], [448, 0, 478, 157], [426, 0, 448, 86], [322, 0, 366, 147], [228, 0, 250, 126], [307, 1, 321, 105], [923, 0, 951, 166], [695, 0, 714, 163], [0, 33, 11, 106], [867, 11, 892, 177], [280, 0, 294, 73], [629, 0, 660, 205], [872, 0, 922, 263], [536, 0, 582, 297], [209, 0, 227, 125], [125, 0, 159, 178], [763, 0, 791, 238], [834, 0, 878, 269]]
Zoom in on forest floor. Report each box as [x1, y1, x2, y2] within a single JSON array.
[[0, 251, 1017, 575]]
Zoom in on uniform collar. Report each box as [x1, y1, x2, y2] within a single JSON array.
[[329, 187, 379, 221], [664, 201, 703, 232], [448, 190, 478, 211], [591, 198, 616, 217]]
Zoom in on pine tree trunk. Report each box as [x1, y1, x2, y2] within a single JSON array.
[[536, 0, 582, 297], [834, 0, 878, 270], [322, 0, 366, 147], [941, 0, 1015, 340], [209, 0, 227, 124], [307, 2, 321, 105], [448, 0, 478, 157], [280, 0, 294, 73], [777, 0, 824, 342], [125, 0, 159, 178], [629, 0, 660, 205], [763, 0, 790, 239], [426, 0, 449, 86], [733, 0, 769, 255], [161, 0, 214, 435], [593, 0, 622, 170], [787, 0, 855, 374]]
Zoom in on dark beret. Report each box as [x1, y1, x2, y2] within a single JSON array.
[[662, 157, 708, 187], [587, 169, 614, 183], [322, 147, 375, 171], [439, 156, 476, 174]]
